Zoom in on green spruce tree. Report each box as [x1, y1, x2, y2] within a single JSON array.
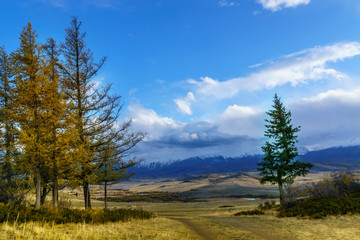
[[257, 94, 312, 207]]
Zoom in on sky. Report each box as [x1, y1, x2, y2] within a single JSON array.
[[2, 0, 360, 162]]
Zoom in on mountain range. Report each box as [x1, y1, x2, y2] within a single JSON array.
[[131, 146, 360, 179]]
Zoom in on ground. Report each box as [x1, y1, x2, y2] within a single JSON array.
[[1, 172, 360, 239]]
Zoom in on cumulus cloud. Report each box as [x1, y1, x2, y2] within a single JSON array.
[[174, 92, 196, 115], [291, 88, 360, 150], [257, 0, 310, 11], [133, 121, 262, 162], [218, 105, 264, 137], [127, 104, 263, 162], [127, 104, 184, 140], [189, 42, 360, 99], [127, 86, 360, 162]]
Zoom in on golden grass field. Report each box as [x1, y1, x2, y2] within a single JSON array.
[[1, 172, 360, 239]]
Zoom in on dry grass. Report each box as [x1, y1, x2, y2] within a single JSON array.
[[0, 217, 199, 240], [110, 172, 326, 196], [199, 213, 360, 240], [9, 172, 360, 239]]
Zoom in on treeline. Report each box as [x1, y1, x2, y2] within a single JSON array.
[[0, 17, 144, 209]]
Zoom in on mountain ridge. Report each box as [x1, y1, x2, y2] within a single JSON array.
[[131, 146, 360, 179]]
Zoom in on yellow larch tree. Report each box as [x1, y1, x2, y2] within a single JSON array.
[[11, 23, 55, 209], [42, 37, 77, 208]]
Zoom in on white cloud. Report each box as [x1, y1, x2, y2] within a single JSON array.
[[217, 105, 264, 137], [300, 88, 360, 104], [219, 0, 239, 7], [174, 92, 196, 115], [257, 0, 310, 11], [190, 42, 360, 99], [126, 104, 263, 162], [291, 88, 360, 150], [128, 104, 184, 140], [223, 105, 258, 117]]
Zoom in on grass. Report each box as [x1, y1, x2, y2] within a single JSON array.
[[0, 217, 200, 240], [0, 203, 155, 224], [2, 195, 360, 239], [96, 191, 195, 203], [7, 178, 360, 239], [202, 214, 360, 240]]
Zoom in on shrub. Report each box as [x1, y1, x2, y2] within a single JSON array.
[[0, 178, 29, 205], [234, 209, 264, 216], [258, 200, 277, 210], [234, 200, 277, 216], [277, 172, 360, 219], [218, 205, 235, 208], [308, 172, 360, 199], [278, 192, 360, 219]]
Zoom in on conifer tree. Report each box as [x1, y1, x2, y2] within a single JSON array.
[[43, 37, 76, 207], [11, 23, 54, 209], [0, 47, 17, 185], [61, 17, 144, 209], [95, 127, 143, 209], [257, 94, 312, 207], [0, 47, 26, 204]]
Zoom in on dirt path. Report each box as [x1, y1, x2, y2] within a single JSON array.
[[205, 216, 273, 240], [231, 220, 270, 240], [170, 217, 218, 240]]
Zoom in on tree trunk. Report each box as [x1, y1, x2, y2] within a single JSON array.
[[83, 183, 88, 209], [278, 182, 284, 207], [53, 176, 58, 208], [83, 181, 91, 209], [4, 125, 12, 186], [104, 181, 107, 210], [41, 185, 47, 205], [35, 168, 41, 209], [88, 185, 91, 209]]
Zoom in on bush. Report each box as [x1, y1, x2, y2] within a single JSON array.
[[218, 205, 235, 208], [0, 203, 156, 224], [234, 209, 264, 216], [258, 200, 277, 210], [308, 172, 360, 199], [278, 172, 360, 219], [0, 178, 29, 205], [234, 200, 277, 216], [278, 192, 360, 219]]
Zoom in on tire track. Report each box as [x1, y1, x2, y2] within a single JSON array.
[[169, 217, 218, 240]]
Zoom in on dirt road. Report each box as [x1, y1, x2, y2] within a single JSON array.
[[170, 217, 218, 240]]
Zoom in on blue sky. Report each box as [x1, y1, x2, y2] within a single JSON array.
[[2, 0, 360, 162]]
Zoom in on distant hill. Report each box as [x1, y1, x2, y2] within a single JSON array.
[[131, 146, 360, 179]]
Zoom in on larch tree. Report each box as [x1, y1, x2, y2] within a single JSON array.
[[61, 17, 144, 209], [257, 94, 312, 207], [95, 126, 144, 209], [0, 47, 16, 185], [43, 37, 76, 207], [0, 46, 23, 204], [11, 23, 55, 209]]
